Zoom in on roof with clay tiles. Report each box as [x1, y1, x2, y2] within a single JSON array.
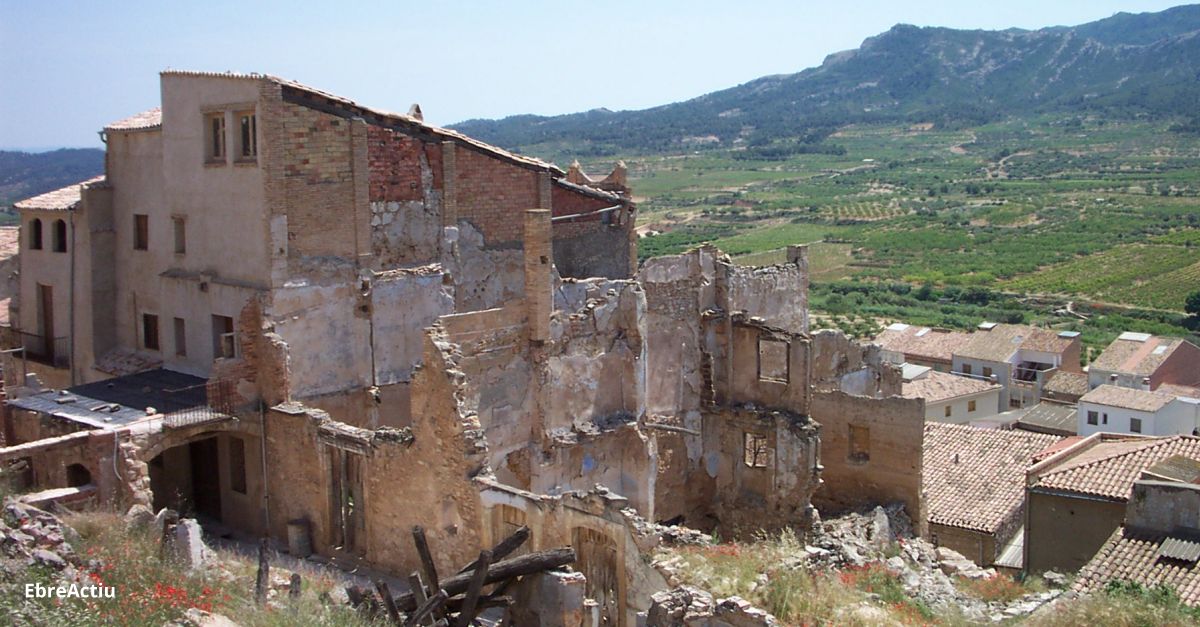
[[903, 371, 1000, 404], [924, 423, 1062, 533], [1091, 334, 1190, 377], [14, 176, 106, 211], [1043, 371, 1089, 399], [956, 324, 1075, 362], [1030, 434, 1200, 500], [1080, 384, 1177, 412], [105, 107, 162, 131], [873, 324, 972, 363], [1073, 526, 1200, 606]]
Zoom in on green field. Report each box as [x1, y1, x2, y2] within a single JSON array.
[[549, 114, 1200, 351]]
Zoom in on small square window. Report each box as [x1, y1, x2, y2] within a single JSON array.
[[1087, 411, 1098, 425], [1131, 418, 1143, 434], [134, 214, 149, 250], [962, 363, 973, 376], [206, 113, 226, 162], [944, 405, 952, 418], [743, 432, 770, 468], [982, 366, 992, 379], [173, 217, 186, 254], [237, 112, 257, 160], [968, 400, 977, 413], [757, 338, 789, 382], [849, 425, 870, 462], [142, 314, 160, 351], [174, 317, 187, 357]]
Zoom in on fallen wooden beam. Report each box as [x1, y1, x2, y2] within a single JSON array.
[[394, 547, 575, 612], [457, 526, 530, 574], [454, 550, 491, 627]]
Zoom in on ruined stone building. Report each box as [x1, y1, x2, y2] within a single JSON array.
[[2, 71, 927, 625]]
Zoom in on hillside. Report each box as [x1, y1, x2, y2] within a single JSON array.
[[0, 148, 105, 210], [452, 5, 1200, 155]]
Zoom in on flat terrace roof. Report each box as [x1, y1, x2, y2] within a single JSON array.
[[7, 369, 208, 430]]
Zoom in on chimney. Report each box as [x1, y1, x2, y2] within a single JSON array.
[[1142, 377, 1151, 391], [407, 104, 423, 121], [1110, 374, 1119, 384], [524, 209, 552, 342]]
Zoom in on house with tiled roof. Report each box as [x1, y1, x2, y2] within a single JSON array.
[[1073, 457, 1200, 605], [1078, 384, 1200, 437], [1015, 401, 1078, 437], [1041, 370, 1089, 404], [874, 323, 972, 372], [951, 322, 1083, 413], [902, 367, 1001, 423], [923, 423, 1061, 568], [1088, 332, 1200, 393], [1025, 433, 1200, 572]]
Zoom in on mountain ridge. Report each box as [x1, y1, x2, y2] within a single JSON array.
[[451, 5, 1200, 155]]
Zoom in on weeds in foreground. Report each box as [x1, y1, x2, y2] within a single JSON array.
[[0, 510, 382, 627]]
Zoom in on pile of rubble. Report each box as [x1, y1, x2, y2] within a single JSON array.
[[647, 586, 780, 627], [0, 499, 83, 582], [806, 504, 1065, 622]]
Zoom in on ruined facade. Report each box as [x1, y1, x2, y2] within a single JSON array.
[[4, 71, 928, 625]]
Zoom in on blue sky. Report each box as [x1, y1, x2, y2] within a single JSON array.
[[0, 0, 1190, 150]]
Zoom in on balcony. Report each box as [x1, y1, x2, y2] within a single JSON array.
[[15, 332, 69, 369]]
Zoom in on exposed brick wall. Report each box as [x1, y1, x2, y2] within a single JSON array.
[[367, 127, 443, 203], [275, 102, 357, 261], [453, 148, 540, 245]]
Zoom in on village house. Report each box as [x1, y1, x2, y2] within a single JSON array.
[[1040, 370, 1089, 405], [1024, 433, 1200, 573], [874, 323, 972, 373], [902, 366, 1001, 423], [1078, 385, 1200, 437], [1014, 401, 1078, 437], [0, 70, 935, 624], [922, 423, 1061, 570], [1087, 332, 1200, 393], [950, 323, 1082, 412], [1072, 456, 1200, 604]]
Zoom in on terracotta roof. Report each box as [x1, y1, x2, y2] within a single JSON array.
[[924, 423, 1062, 533], [873, 325, 972, 363], [105, 107, 162, 131], [1043, 371, 1089, 398], [1016, 402, 1078, 436], [1073, 527, 1200, 606], [956, 324, 1074, 362], [13, 176, 106, 211], [1159, 383, 1200, 400], [1030, 434, 1200, 500], [1091, 335, 1189, 377], [903, 371, 1001, 404], [1080, 384, 1176, 412]]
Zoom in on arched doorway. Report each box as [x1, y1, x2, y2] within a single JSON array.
[[66, 463, 92, 487]]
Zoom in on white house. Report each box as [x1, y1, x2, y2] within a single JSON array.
[[902, 365, 1003, 423], [1077, 384, 1200, 437], [951, 323, 1083, 412]]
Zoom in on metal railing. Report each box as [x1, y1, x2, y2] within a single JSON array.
[[14, 332, 69, 369], [162, 378, 237, 429]]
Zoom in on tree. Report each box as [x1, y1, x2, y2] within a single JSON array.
[[1186, 290, 1200, 318]]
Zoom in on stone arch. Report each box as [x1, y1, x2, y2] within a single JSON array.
[[29, 218, 43, 250], [66, 463, 92, 487]]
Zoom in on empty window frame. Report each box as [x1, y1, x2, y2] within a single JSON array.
[[968, 400, 977, 413], [52, 219, 67, 253], [205, 112, 226, 162], [944, 405, 952, 418], [173, 216, 186, 254], [1131, 417, 1143, 434], [173, 317, 187, 357], [757, 338, 789, 382], [29, 218, 43, 250], [237, 111, 257, 160], [849, 424, 870, 462], [229, 436, 247, 494], [743, 432, 770, 468], [962, 363, 973, 376], [212, 315, 236, 359], [142, 313, 160, 351], [1087, 410, 1099, 425], [134, 214, 149, 250]]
